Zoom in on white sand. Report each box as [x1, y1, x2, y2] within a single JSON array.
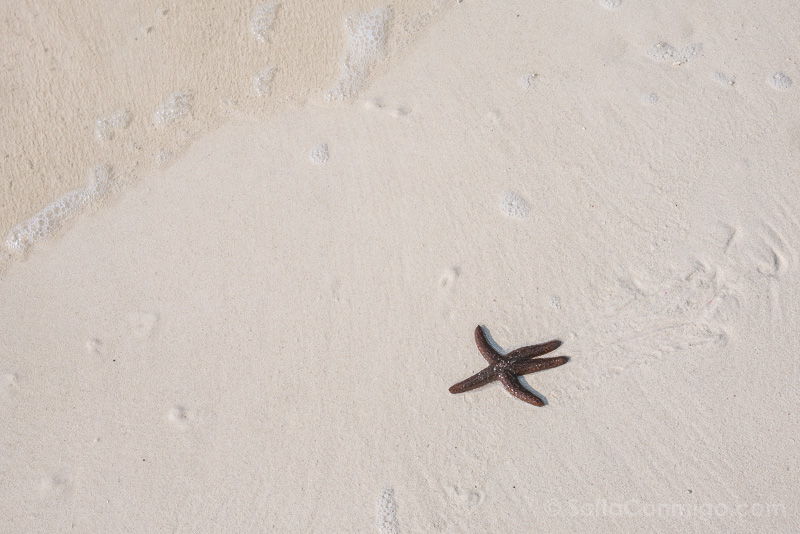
[[2, 0, 799, 531]]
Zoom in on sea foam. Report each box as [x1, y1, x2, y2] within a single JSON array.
[[767, 71, 792, 91], [253, 66, 277, 96], [500, 190, 531, 218], [310, 143, 329, 164], [154, 91, 193, 126], [375, 488, 399, 534], [646, 42, 702, 65], [325, 7, 392, 102], [6, 165, 113, 254], [250, 2, 280, 43], [94, 109, 131, 140]]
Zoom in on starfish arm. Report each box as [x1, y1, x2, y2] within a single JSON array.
[[449, 367, 496, 394], [511, 356, 570, 376], [474, 325, 502, 364], [504, 340, 562, 361], [498, 372, 545, 407]]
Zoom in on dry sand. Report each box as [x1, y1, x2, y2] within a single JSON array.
[[2, 0, 799, 532]]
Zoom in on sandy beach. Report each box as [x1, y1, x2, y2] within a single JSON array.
[[2, 0, 798, 532]]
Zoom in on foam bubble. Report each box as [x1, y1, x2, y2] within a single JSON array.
[[154, 91, 193, 126], [767, 71, 792, 91], [250, 2, 280, 43], [647, 42, 676, 62], [6, 165, 113, 254], [376, 488, 399, 534], [712, 71, 734, 87], [94, 109, 131, 140], [310, 143, 329, 164], [500, 190, 531, 219], [647, 42, 702, 65], [253, 66, 276, 96], [641, 92, 658, 105], [676, 43, 703, 64], [325, 7, 392, 102], [599, 0, 622, 9], [156, 149, 174, 167]]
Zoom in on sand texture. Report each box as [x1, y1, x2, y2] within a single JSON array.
[[2, 0, 799, 532]]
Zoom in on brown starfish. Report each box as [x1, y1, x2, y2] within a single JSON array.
[[449, 325, 569, 406]]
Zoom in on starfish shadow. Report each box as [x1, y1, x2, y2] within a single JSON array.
[[479, 326, 505, 353], [516, 376, 550, 406]]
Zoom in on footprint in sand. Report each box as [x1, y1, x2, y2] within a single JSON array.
[[363, 97, 413, 122], [167, 405, 196, 430], [438, 267, 460, 292], [129, 312, 159, 339], [2, 373, 18, 388], [1, 373, 19, 406], [390, 106, 410, 119], [448, 484, 485, 507], [725, 221, 791, 279], [39, 474, 71, 500], [85, 338, 108, 356]]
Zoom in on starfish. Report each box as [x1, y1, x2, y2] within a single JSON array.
[[449, 325, 569, 406]]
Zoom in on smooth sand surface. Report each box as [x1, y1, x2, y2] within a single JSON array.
[[2, 1, 799, 532]]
